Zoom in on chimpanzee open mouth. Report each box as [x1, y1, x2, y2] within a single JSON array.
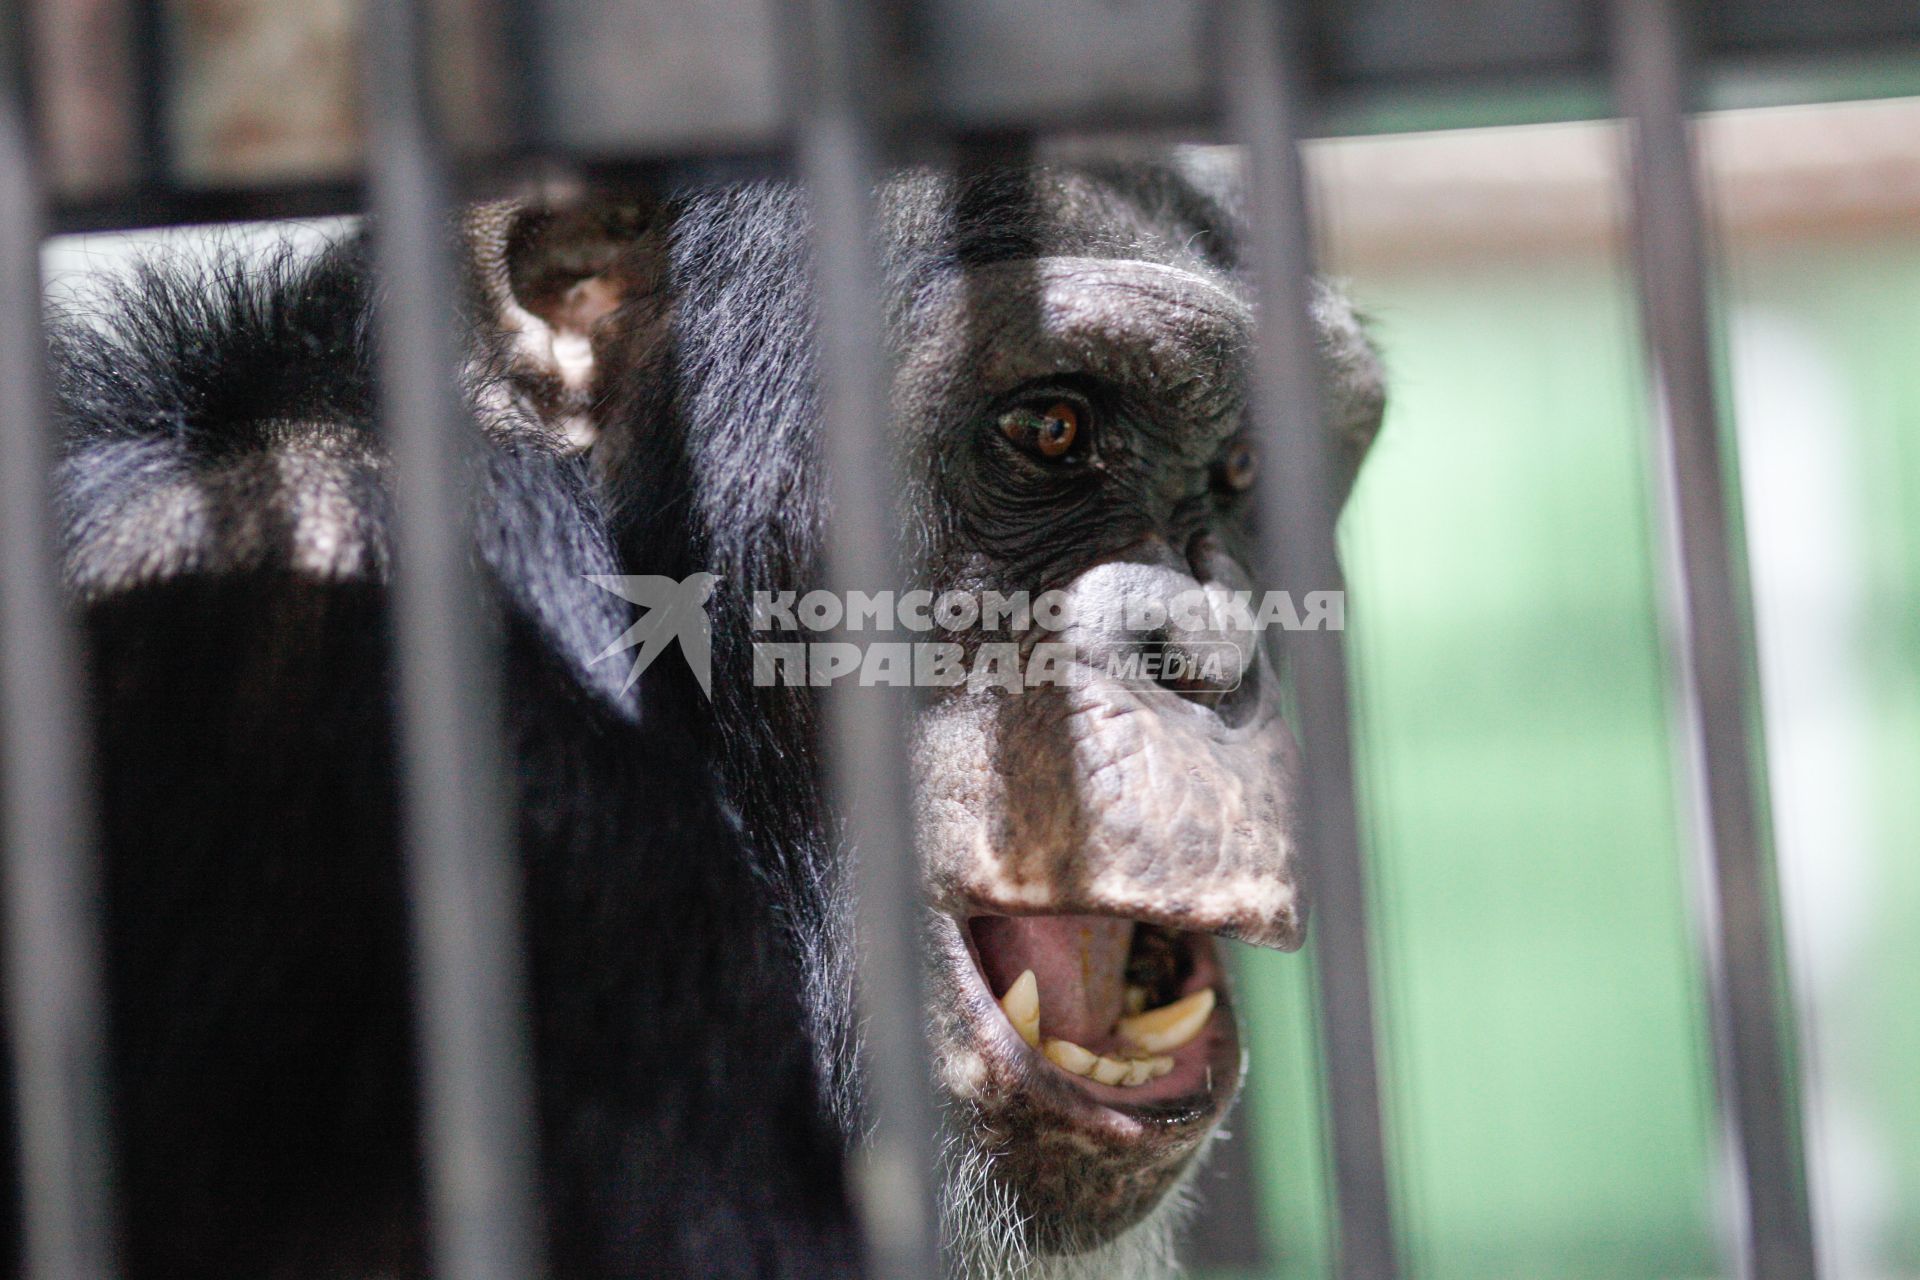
[[958, 913, 1239, 1121]]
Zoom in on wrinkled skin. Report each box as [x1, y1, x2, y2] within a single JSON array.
[[895, 240, 1371, 1248], [477, 161, 1384, 1259]]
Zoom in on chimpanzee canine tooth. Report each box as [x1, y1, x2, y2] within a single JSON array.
[[1043, 1038, 1098, 1076], [1000, 970, 1041, 1048], [1124, 984, 1149, 1016], [1117, 987, 1215, 1054], [1090, 1055, 1130, 1086]]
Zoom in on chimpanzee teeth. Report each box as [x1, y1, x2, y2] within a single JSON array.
[[998, 969, 1041, 1048], [996, 970, 1211, 1085], [1043, 1037, 1097, 1074], [1117, 988, 1215, 1054], [1042, 1037, 1175, 1086], [1123, 984, 1149, 1016]]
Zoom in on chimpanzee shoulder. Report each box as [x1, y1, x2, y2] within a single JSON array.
[[50, 229, 857, 1278]]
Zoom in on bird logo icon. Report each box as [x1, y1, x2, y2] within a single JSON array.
[[584, 572, 720, 698]]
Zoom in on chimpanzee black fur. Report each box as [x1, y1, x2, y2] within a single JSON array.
[[36, 158, 1375, 1279], [48, 237, 858, 1278]]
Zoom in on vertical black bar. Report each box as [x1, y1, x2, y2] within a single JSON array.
[[0, 4, 120, 1278], [1182, 1049, 1274, 1270], [128, 0, 167, 189], [364, 3, 545, 1279], [1220, 2, 1401, 1277], [498, 0, 550, 159], [788, 0, 943, 1275], [1608, 3, 1816, 1277]]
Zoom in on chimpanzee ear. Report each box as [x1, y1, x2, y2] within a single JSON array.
[[465, 198, 671, 453]]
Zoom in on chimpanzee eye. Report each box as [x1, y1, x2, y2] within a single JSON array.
[[1213, 437, 1259, 494], [999, 399, 1085, 461]]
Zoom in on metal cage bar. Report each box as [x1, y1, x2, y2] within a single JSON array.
[[789, 0, 945, 1273], [1608, 1, 1818, 1277], [129, 0, 167, 190], [1223, 1, 1403, 1277], [2, 0, 1883, 1274], [364, 2, 546, 1278], [0, 4, 120, 1278]]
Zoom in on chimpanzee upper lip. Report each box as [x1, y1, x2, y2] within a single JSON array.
[[940, 908, 1241, 1136]]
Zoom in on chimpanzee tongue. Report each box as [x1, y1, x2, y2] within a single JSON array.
[[971, 915, 1134, 1046]]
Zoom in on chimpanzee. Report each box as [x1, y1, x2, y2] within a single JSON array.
[[48, 159, 1383, 1278]]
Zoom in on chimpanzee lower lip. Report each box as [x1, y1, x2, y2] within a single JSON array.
[[946, 910, 1241, 1131]]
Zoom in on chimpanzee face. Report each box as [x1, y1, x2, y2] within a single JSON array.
[[890, 231, 1381, 1254], [478, 162, 1384, 1257], [895, 247, 1293, 1242]]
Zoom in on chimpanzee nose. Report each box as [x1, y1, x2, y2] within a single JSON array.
[[1151, 532, 1261, 706], [1056, 540, 1260, 712]]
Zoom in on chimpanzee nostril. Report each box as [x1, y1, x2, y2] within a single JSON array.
[[1151, 642, 1249, 709], [1142, 626, 1256, 713]]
